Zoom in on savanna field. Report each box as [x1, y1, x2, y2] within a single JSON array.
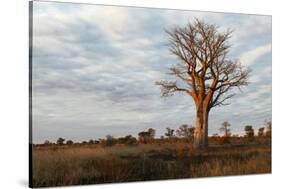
[[32, 137, 271, 187], [29, 3, 273, 188]]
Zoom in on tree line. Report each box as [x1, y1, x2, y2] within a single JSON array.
[[41, 120, 271, 146]]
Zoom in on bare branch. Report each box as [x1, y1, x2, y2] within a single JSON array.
[[169, 67, 193, 83], [156, 18, 250, 111], [155, 80, 196, 100]]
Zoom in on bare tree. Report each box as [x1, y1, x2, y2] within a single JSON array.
[[219, 121, 231, 138], [176, 124, 194, 141], [156, 19, 250, 148], [165, 127, 175, 138]]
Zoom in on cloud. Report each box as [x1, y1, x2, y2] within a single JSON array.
[[239, 44, 271, 66], [249, 63, 272, 83]]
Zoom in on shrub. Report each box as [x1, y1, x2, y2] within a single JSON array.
[[44, 140, 51, 145], [102, 135, 115, 147], [219, 137, 231, 145], [258, 128, 265, 137], [66, 140, 73, 145], [56, 137, 65, 145], [117, 135, 137, 145], [138, 129, 155, 144]]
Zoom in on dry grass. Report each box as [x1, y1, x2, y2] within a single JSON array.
[[32, 142, 271, 187], [190, 149, 271, 177]]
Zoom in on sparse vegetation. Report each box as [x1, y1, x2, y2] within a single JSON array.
[[32, 121, 271, 187]]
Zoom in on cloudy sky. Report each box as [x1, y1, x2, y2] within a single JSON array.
[[32, 1, 272, 143]]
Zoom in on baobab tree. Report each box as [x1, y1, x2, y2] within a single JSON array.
[[156, 19, 250, 148]]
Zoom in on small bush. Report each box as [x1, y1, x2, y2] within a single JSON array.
[[66, 140, 73, 145], [56, 138, 65, 145], [101, 135, 116, 147]]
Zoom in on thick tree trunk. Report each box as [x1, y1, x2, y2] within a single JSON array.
[[194, 106, 209, 148]]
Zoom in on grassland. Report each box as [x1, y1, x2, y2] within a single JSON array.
[[31, 138, 271, 187]]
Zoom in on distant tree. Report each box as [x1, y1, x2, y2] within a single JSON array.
[[176, 124, 194, 141], [176, 124, 189, 138], [165, 127, 175, 138], [117, 135, 135, 144], [138, 132, 150, 144], [66, 140, 73, 145], [105, 135, 115, 146], [94, 140, 100, 144], [219, 121, 231, 137], [265, 120, 272, 137], [218, 121, 231, 144], [88, 139, 94, 144], [124, 135, 137, 145], [44, 140, 51, 145], [212, 133, 219, 137], [82, 141, 87, 144], [138, 128, 155, 144], [117, 137, 125, 144], [148, 128, 156, 139], [56, 137, 65, 145], [258, 127, 265, 137], [244, 125, 254, 138]]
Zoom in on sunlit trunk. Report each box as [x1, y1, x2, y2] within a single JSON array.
[[194, 105, 209, 148]]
